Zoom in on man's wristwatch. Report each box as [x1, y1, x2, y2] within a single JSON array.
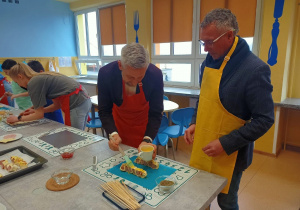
[[142, 136, 152, 143], [17, 115, 22, 121]]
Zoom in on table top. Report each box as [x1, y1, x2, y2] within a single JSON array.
[[0, 104, 226, 210], [90, 95, 179, 113], [274, 98, 300, 110]]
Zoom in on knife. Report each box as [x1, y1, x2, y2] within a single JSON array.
[[109, 134, 134, 167]]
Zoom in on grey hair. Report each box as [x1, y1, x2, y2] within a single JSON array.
[[201, 8, 239, 35], [120, 43, 150, 69]]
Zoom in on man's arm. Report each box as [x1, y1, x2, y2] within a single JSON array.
[[220, 65, 275, 155], [144, 66, 164, 140], [97, 67, 118, 135]]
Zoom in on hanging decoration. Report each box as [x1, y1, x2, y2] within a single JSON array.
[[267, 0, 285, 66], [134, 11, 139, 43]]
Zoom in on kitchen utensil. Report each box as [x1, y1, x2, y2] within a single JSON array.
[[134, 10, 139, 43], [109, 134, 134, 167], [51, 169, 73, 185], [155, 175, 176, 194], [58, 147, 75, 159], [138, 145, 154, 162], [92, 156, 97, 171]]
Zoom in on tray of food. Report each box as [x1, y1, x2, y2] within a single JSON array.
[[0, 146, 48, 184]]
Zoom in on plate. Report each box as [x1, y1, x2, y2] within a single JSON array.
[[0, 133, 22, 143]]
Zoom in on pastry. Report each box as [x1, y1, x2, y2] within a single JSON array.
[[134, 156, 159, 169], [11, 156, 28, 169], [5, 163, 19, 172], [0, 160, 9, 169], [120, 163, 147, 178]]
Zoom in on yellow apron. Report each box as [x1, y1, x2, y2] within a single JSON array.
[[190, 36, 245, 194]]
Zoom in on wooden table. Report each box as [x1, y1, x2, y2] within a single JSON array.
[[0, 104, 227, 210]]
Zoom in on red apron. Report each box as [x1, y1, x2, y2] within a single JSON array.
[[54, 85, 84, 126], [112, 81, 149, 148], [0, 77, 9, 105]]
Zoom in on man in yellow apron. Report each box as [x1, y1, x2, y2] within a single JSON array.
[[184, 9, 274, 210]]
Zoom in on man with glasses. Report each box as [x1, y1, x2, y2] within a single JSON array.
[[184, 8, 274, 209]]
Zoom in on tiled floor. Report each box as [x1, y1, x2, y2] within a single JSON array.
[[160, 144, 300, 210], [90, 128, 300, 210]]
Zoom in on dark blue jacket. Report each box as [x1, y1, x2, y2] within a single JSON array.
[[192, 37, 274, 171], [97, 61, 164, 140]]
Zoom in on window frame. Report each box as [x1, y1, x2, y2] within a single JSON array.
[[74, 1, 126, 76], [151, 0, 262, 89]]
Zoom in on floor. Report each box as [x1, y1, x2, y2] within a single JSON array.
[[159, 143, 300, 210], [89, 128, 300, 210]]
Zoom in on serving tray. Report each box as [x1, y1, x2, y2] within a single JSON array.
[[0, 146, 48, 184]]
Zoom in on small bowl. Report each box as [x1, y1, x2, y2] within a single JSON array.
[[155, 175, 176, 194], [51, 169, 73, 185], [59, 147, 75, 159]]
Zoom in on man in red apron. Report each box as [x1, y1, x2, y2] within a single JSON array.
[[184, 9, 274, 209], [98, 43, 164, 157]]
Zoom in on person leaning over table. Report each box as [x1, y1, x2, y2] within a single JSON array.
[[3, 60, 65, 124], [97, 43, 163, 158], [184, 9, 274, 210], [6, 62, 92, 130], [2, 59, 32, 110]]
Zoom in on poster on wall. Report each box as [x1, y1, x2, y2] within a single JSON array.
[[58, 57, 72, 67]]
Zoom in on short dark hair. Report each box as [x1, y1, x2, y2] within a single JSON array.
[[2, 59, 17, 70], [27, 60, 45, 73]]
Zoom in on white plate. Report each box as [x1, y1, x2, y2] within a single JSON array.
[[0, 133, 22, 143]]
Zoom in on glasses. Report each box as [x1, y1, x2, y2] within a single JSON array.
[[199, 30, 234, 47]]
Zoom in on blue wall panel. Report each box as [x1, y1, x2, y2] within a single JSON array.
[[0, 0, 76, 57]]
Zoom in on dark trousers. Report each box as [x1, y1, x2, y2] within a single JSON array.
[[217, 168, 243, 210]]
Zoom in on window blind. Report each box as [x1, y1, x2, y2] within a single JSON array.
[[99, 4, 126, 45], [200, 0, 257, 38]]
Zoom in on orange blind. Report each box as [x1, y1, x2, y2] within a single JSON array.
[[153, 0, 193, 43], [200, 0, 257, 38], [99, 4, 126, 45]]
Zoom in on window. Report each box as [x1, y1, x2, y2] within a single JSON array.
[[152, 0, 259, 88], [74, 4, 127, 76]]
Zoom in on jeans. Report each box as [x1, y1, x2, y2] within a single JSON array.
[[70, 98, 92, 130], [217, 168, 243, 210]]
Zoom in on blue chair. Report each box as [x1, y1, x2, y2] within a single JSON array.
[[86, 118, 105, 136], [161, 107, 195, 151], [89, 111, 99, 119], [153, 115, 176, 160]]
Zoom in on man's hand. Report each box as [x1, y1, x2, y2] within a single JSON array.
[[6, 115, 18, 124], [108, 133, 122, 151], [202, 139, 224, 157], [184, 124, 196, 145], [138, 141, 157, 160]]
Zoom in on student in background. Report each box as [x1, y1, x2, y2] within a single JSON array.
[[2, 59, 32, 110], [0, 73, 14, 107], [24, 60, 64, 124], [6, 63, 91, 130]]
